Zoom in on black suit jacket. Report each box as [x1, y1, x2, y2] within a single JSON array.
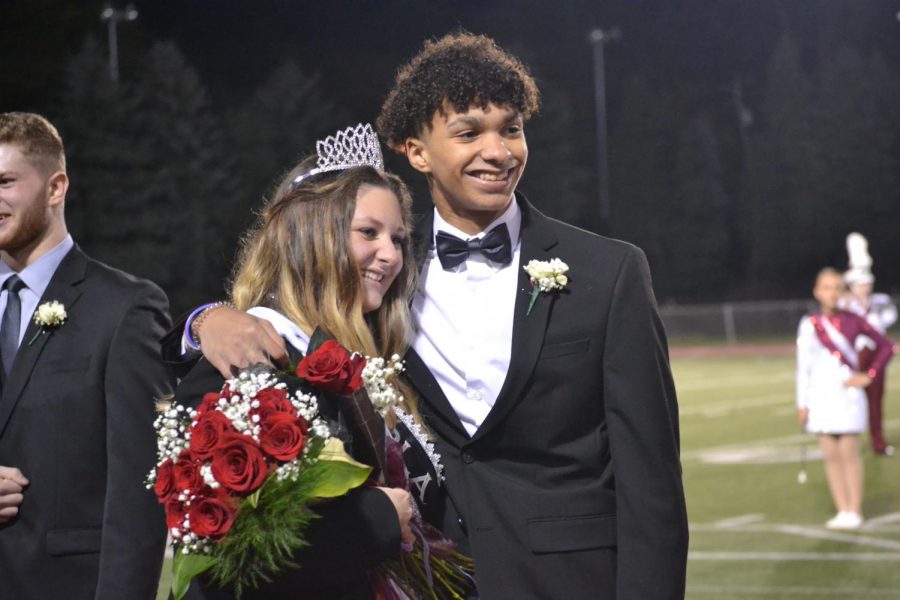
[[0, 246, 172, 600], [404, 197, 689, 599]]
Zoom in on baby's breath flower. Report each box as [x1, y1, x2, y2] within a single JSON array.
[[28, 301, 68, 345], [362, 355, 406, 417], [33, 300, 67, 328]]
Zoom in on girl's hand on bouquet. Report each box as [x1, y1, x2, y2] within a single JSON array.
[[378, 486, 415, 546]]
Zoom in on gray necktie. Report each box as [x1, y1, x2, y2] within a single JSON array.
[[1, 275, 26, 375]]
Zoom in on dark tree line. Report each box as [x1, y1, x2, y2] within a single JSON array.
[[53, 39, 345, 313], [608, 23, 900, 302]]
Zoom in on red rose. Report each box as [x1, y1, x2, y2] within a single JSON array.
[[173, 450, 203, 492], [296, 339, 365, 396], [154, 459, 177, 503], [190, 410, 235, 460], [165, 497, 188, 530], [210, 432, 269, 494], [196, 391, 223, 416], [259, 412, 308, 462], [251, 387, 294, 422], [188, 487, 236, 539]]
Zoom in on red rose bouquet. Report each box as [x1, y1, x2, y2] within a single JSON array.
[[150, 333, 473, 599], [148, 340, 371, 599]]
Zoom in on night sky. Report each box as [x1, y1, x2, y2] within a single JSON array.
[[108, 1, 900, 135], [11, 1, 899, 145], [4, 1, 900, 304]]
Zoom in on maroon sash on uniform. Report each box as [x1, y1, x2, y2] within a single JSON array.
[[809, 314, 856, 370]]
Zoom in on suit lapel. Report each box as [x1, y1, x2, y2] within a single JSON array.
[[471, 198, 559, 442], [404, 347, 468, 442], [0, 247, 86, 437]]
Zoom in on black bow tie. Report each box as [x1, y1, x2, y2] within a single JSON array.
[[435, 223, 513, 270]]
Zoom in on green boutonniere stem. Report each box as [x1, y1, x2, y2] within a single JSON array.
[[27, 329, 45, 346], [526, 286, 541, 316]]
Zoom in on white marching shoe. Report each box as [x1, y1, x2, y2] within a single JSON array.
[[825, 511, 863, 530]]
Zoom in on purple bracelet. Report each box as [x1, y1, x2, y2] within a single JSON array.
[[183, 302, 221, 351]]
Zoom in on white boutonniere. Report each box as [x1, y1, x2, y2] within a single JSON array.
[[29, 300, 67, 345], [523, 258, 569, 316]]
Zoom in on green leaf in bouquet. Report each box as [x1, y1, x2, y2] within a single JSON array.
[[171, 551, 216, 600], [206, 441, 370, 596], [312, 437, 373, 498]]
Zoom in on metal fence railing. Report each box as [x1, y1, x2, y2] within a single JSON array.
[[658, 299, 817, 345]]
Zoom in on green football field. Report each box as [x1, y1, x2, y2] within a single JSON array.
[[157, 350, 900, 599], [678, 351, 900, 599]]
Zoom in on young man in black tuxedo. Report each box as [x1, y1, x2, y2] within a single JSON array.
[[174, 34, 688, 599], [0, 112, 171, 599]]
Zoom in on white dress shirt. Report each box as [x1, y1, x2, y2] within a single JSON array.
[[412, 201, 522, 436], [0, 235, 74, 347]]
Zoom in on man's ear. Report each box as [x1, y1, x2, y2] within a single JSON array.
[[46, 171, 69, 207], [403, 138, 431, 174]]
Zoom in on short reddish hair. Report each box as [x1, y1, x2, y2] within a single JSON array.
[[0, 112, 66, 173]]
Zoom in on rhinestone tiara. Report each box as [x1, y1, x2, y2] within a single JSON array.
[[291, 123, 384, 188]]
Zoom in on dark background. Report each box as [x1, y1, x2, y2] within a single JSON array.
[[3, 0, 899, 314]]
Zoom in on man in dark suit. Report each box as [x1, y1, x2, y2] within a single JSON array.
[[0, 112, 171, 599], [177, 34, 688, 599], [374, 33, 688, 599]]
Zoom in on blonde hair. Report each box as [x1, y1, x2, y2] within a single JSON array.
[[230, 160, 420, 420], [0, 112, 66, 173]]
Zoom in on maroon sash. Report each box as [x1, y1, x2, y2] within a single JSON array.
[[809, 314, 856, 370]]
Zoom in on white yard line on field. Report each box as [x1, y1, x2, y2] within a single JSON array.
[[865, 513, 900, 527], [679, 393, 789, 417], [692, 513, 900, 562], [771, 524, 900, 551], [681, 431, 810, 462], [674, 371, 794, 393], [709, 514, 766, 528], [682, 418, 900, 463], [689, 551, 900, 561], [693, 514, 900, 536], [687, 584, 900, 596]]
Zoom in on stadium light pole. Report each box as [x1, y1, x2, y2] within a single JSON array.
[[100, 4, 138, 84], [587, 27, 621, 233]]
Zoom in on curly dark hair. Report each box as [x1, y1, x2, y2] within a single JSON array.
[[376, 32, 541, 150]]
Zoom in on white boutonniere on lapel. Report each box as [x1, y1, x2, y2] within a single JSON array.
[[523, 258, 569, 316], [28, 300, 67, 345]]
